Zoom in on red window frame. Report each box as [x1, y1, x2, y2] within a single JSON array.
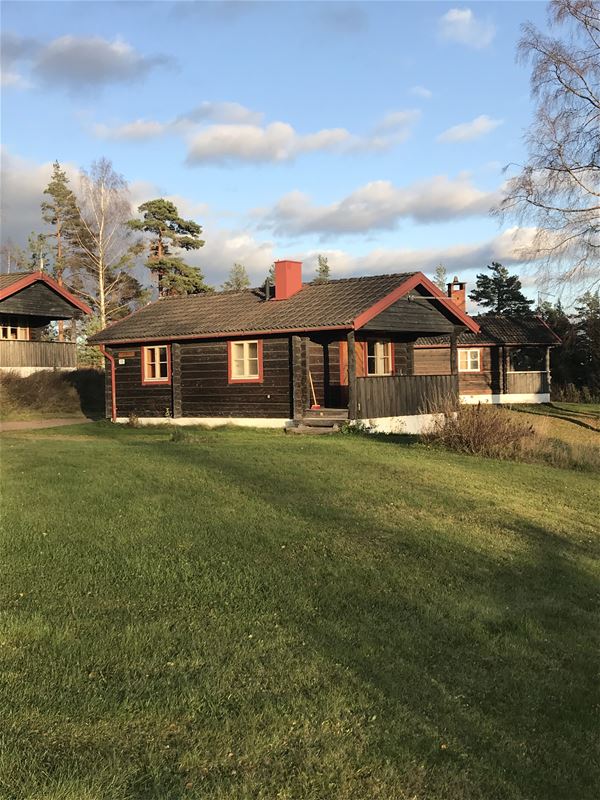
[[141, 345, 172, 386], [227, 339, 264, 384]]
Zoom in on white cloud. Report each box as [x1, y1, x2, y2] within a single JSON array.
[[0, 32, 172, 92], [409, 85, 433, 99], [0, 149, 81, 248], [91, 105, 421, 162], [0, 149, 539, 293], [178, 101, 263, 126], [35, 35, 173, 90], [184, 110, 420, 164], [0, 71, 32, 89], [437, 115, 503, 143], [438, 8, 496, 49], [260, 174, 501, 237], [296, 228, 540, 284], [93, 119, 169, 141]]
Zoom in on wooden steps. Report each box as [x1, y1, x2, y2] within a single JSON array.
[[286, 408, 348, 435]]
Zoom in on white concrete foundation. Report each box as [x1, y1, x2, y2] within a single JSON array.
[[361, 413, 445, 435], [114, 416, 293, 429], [460, 393, 550, 405]]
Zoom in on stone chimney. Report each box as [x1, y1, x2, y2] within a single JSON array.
[[447, 276, 466, 312], [274, 260, 302, 300]]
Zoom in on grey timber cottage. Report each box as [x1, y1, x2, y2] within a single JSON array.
[[0, 271, 91, 376], [89, 261, 557, 433]]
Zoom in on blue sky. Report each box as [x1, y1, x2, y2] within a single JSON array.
[[1, 0, 551, 294]]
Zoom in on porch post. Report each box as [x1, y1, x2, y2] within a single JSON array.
[[501, 346, 508, 396], [291, 335, 305, 420], [304, 338, 311, 410], [499, 345, 506, 395], [347, 330, 358, 420], [171, 343, 182, 418], [545, 346, 551, 396], [450, 329, 459, 405], [450, 330, 458, 374]]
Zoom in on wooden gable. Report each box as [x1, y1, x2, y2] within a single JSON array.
[[361, 285, 457, 335], [0, 282, 84, 319]]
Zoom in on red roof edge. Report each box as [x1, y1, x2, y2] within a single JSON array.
[[0, 271, 91, 314], [535, 314, 562, 344], [353, 272, 480, 333]]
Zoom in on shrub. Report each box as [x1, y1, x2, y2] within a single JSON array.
[[0, 369, 104, 420], [422, 403, 535, 459], [552, 383, 600, 403]]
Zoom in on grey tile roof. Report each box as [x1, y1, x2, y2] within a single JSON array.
[[90, 273, 416, 344], [416, 314, 559, 346], [0, 272, 33, 290]]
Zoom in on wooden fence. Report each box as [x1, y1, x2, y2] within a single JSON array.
[[506, 371, 549, 394], [356, 374, 459, 418], [0, 340, 78, 369]]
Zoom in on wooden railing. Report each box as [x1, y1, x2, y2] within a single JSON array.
[[0, 340, 77, 369], [506, 371, 549, 394], [356, 374, 459, 418]]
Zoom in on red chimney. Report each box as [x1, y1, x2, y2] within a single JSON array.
[[274, 260, 302, 300], [447, 276, 466, 312]]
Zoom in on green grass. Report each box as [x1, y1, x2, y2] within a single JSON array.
[[551, 401, 600, 417], [1, 424, 599, 800]]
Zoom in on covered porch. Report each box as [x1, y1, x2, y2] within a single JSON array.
[[290, 327, 463, 427]]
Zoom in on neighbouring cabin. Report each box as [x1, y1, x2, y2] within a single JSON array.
[[90, 261, 558, 433], [414, 314, 559, 404], [0, 272, 91, 376]]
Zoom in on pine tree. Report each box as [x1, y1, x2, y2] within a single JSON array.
[[128, 199, 208, 297], [573, 291, 600, 395], [314, 254, 330, 283], [433, 263, 447, 291], [41, 161, 83, 340], [41, 161, 81, 285], [222, 263, 250, 291], [469, 262, 534, 315]]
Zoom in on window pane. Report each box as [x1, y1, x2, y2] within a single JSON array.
[[233, 358, 245, 377], [247, 342, 258, 360]]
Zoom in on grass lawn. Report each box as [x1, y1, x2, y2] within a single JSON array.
[[1, 424, 599, 800]]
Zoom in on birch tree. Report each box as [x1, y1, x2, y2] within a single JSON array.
[[75, 158, 145, 329], [496, 0, 600, 290]]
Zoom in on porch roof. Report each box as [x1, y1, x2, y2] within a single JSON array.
[[415, 315, 560, 346], [90, 271, 481, 345]]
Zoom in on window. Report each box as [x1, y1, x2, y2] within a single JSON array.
[[142, 345, 170, 384], [509, 347, 545, 372], [0, 318, 28, 340], [366, 341, 393, 376], [228, 340, 263, 382], [458, 348, 481, 372]]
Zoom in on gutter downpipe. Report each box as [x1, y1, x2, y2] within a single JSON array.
[[99, 345, 117, 422]]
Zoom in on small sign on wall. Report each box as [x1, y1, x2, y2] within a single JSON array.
[[117, 350, 135, 358]]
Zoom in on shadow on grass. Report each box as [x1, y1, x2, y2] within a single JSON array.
[[156, 439, 599, 800]]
